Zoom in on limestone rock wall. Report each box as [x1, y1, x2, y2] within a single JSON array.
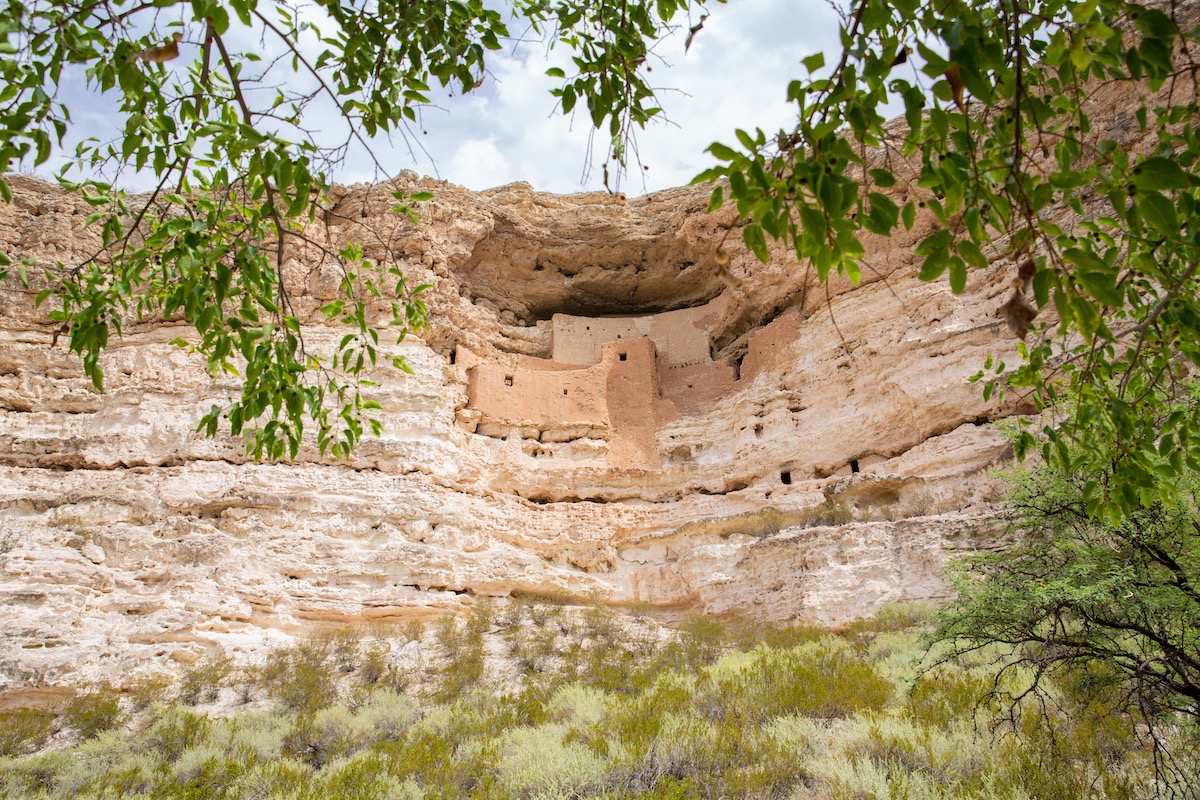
[[0, 170, 1028, 694]]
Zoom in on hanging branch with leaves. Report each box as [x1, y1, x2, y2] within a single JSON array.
[[0, 0, 713, 459]]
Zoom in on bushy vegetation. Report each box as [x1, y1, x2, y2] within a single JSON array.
[[0, 600, 1193, 799]]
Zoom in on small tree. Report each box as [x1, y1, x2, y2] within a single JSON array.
[[933, 432, 1200, 786]]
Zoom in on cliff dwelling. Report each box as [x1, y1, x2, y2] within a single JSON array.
[[456, 296, 816, 471], [0, 174, 1030, 690]]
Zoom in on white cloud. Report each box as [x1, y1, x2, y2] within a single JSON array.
[[446, 136, 511, 189], [398, 0, 843, 195]]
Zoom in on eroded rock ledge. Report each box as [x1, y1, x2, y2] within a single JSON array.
[[0, 170, 1030, 692]]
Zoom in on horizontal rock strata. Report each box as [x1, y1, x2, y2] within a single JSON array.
[[0, 169, 1029, 692]]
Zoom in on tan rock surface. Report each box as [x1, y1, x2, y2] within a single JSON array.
[[0, 163, 1034, 693]]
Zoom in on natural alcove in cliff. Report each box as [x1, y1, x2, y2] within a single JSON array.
[[449, 192, 734, 325]]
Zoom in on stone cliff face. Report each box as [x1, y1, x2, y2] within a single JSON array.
[[0, 169, 1030, 694]]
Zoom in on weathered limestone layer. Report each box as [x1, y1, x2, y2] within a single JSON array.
[[0, 167, 1028, 692]]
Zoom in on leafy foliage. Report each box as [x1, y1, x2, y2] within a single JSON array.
[[0, 707, 57, 757], [62, 683, 125, 740], [0, 0, 715, 459], [698, 0, 1200, 518], [934, 451, 1200, 786]]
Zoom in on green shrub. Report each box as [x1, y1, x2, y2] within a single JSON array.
[[321, 750, 423, 800], [52, 728, 155, 799], [261, 638, 339, 715], [0, 604, 1184, 800], [0, 750, 73, 796], [722, 616, 828, 652], [229, 757, 315, 799], [224, 709, 290, 761], [315, 626, 368, 674], [496, 723, 608, 799], [842, 603, 935, 646], [178, 653, 233, 705], [546, 684, 608, 729], [625, 775, 698, 799], [358, 640, 392, 685], [991, 716, 1093, 800], [375, 723, 459, 794], [842, 715, 963, 785], [0, 707, 57, 757], [63, 683, 125, 739], [607, 710, 806, 798], [431, 606, 489, 702], [172, 743, 228, 783], [353, 688, 416, 742], [590, 673, 695, 765], [677, 614, 726, 670], [801, 500, 855, 528], [482, 684, 553, 732], [906, 667, 995, 730], [229, 664, 262, 704], [127, 673, 174, 712], [283, 705, 371, 768], [698, 640, 892, 725], [145, 704, 212, 761]]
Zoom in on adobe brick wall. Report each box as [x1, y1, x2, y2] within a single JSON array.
[[550, 296, 728, 367], [659, 360, 738, 418], [462, 296, 809, 468], [740, 310, 802, 384], [464, 351, 609, 431], [603, 338, 664, 469]]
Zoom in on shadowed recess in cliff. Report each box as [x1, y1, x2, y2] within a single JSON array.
[[450, 188, 731, 324]]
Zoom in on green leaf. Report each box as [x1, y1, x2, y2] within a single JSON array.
[[918, 249, 950, 282], [1130, 157, 1191, 191], [707, 141, 739, 161], [743, 223, 769, 263], [914, 229, 953, 258], [545, 67, 566, 78], [1136, 191, 1178, 237], [802, 52, 825, 73], [956, 239, 987, 271], [948, 257, 967, 293], [863, 192, 898, 235], [1032, 268, 1055, 309], [868, 169, 896, 188], [707, 185, 724, 213]]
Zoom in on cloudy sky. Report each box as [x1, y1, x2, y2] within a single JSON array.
[[39, 0, 844, 197], [385, 0, 843, 194]]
